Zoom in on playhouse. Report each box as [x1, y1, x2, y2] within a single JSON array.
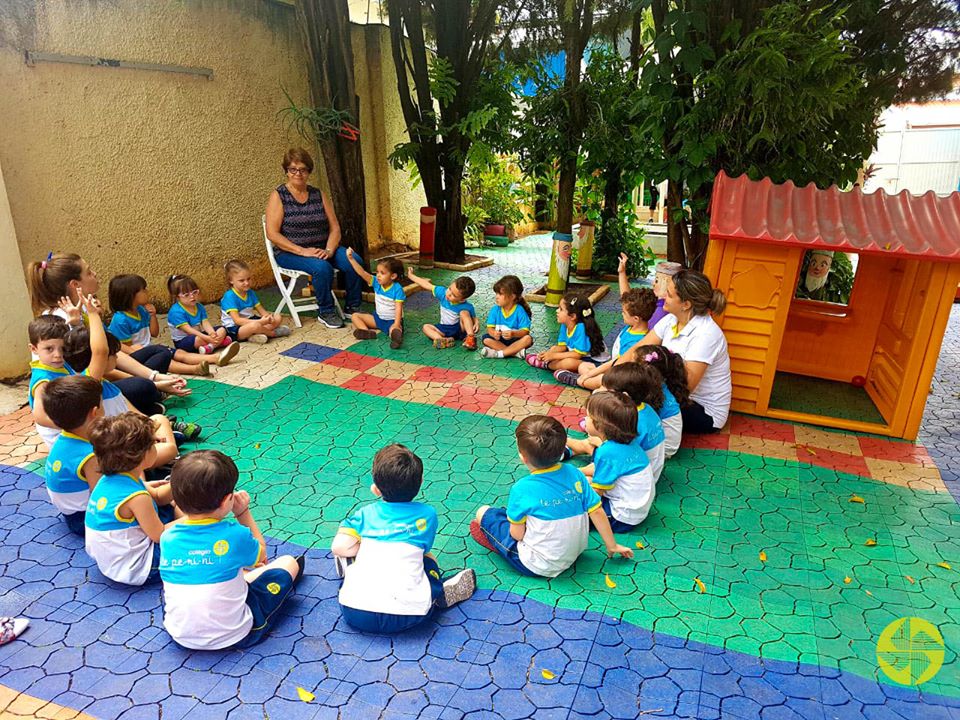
[[704, 171, 960, 440]]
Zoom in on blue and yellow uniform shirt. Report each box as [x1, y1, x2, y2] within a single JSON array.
[[108, 306, 152, 347], [433, 285, 476, 326], [337, 501, 438, 616], [659, 383, 681, 420], [28, 361, 74, 409], [557, 323, 591, 356], [84, 472, 158, 586], [372, 278, 405, 321], [160, 519, 264, 650], [592, 438, 656, 528], [636, 403, 666, 451], [220, 288, 261, 328], [612, 326, 646, 359], [45, 431, 95, 514], [167, 302, 208, 342], [486, 304, 531, 333]]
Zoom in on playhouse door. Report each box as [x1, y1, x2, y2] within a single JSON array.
[[867, 259, 930, 425]]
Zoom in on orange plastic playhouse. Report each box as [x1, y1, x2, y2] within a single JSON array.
[[704, 171, 960, 440]]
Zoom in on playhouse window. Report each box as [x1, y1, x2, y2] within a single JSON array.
[[793, 250, 859, 307]]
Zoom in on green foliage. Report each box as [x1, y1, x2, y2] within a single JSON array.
[[278, 87, 355, 142], [463, 155, 527, 228], [428, 56, 458, 105], [590, 210, 657, 278]]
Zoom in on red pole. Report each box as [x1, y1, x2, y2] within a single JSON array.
[[420, 207, 437, 267]]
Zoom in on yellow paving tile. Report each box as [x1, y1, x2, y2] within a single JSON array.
[[793, 426, 862, 456], [365, 359, 419, 381], [554, 386, 590, 408], [296, 363, 361, 386], [488, 396, 553, 422], [458, 372, 516, 393], [387, 380, 453, 405], [728, 435, 799, 462], [863, 457, 946, 493]]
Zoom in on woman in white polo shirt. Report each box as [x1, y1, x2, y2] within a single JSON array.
[[626, 270, 731, 433]]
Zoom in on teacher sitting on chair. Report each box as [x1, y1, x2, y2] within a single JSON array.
[[265, 147, 363, 329]]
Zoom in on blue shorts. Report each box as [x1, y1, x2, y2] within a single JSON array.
[[63, 511, 85, 536], [436, 322, 467, 340], [479, 507, 537, 577], [225, 316, 262, 341], [237, 568, 297, 648], [481, 333, 524, 346], [374, 313, 402, 335], [173, 327, 225, 352], [340, 555, 444, 634], [600, 496, 638, 534]]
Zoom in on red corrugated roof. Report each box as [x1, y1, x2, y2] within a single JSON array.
[[709, 171, 960, 262]]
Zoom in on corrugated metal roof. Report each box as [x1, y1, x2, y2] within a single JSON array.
[[709, 171, 960, 262]]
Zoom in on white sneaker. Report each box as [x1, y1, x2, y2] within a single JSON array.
[[217, 342, 241, 366], [516, 348, 527, 359], [333, 555, 354, 579], [480, 348, 503, 359], [440, 568, 476, 608], [249, 334, 269, 344]]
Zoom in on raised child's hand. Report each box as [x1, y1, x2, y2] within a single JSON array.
[[406, 266, 415, 279], [82, 294, 103, 316], [346, 247, 354, 260], [606, 543, 635, 560], [144, 303, 157, 315], [618, 253, 628, 273], [57, 295, 83, 324], [232, 490, 251, 518]]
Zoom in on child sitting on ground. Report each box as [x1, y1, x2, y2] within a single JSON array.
[[160, 450, 302, 649], [577, 391, 656, 532], [470, 415, 633, 577], [345, 248, 406, 349], [167, 274, 240, 366], [480, 276, 534, 359], [220, 260, 291, 344], [108, 273, 211, 376], [42, 375, 103, 535], [638, 346, 687, 458], [526, 294, 605, 378], [85, 413, 180, 586], [406, 267, 479, 350], [332, 444, 476, 633]]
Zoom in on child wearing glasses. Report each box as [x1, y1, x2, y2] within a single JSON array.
[[166, 275, 240, 366]]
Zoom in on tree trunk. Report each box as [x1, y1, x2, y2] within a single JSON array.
[[295, 0, 369, 259], [666, 179, 686, 265], [598, 166, 622, 250], [436, 167, 466, 264], [556, 156, 578, 234]]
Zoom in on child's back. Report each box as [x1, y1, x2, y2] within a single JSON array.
[[637, 402, 666, 479], [592, 437, 655, 527], [45, 432, 95, 520], [85, 471, 157, 584]]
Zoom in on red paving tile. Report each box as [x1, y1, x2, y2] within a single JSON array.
[[503, 379, 565, 404], [797, 446, 872, 478], [411, 366, 471, 384], [341, 373, 407, 397], [548, 404, 588, 431], [435, 383, 501, 415], [858, 436, 933, 464], [323, 351, 384, 372], [728, 415, 797, 443], [681, 433, 732, 451]]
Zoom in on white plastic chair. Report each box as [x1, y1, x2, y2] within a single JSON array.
[[262, 214, 344, 328]]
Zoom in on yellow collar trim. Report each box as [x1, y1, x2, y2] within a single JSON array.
[[177, 302, 200, 317], [637, 403, 646, 412], [61, 431, 88, 441], [231, 289, 249, 302], [626, 327, 646, 335], [531, 464, 561, 475], [380, 282, 394, 292], [123, 310, 143, 321], [501, 305, 517, 318], [183, 517, 221, 526], [30, 361, 69, 374]]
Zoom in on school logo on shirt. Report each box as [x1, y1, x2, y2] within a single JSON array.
[[267, 582, 281, 595], [575, 481, 583, 493], [96, 497, 107, 511], [416, 518, 428, 532], [213, 540, 229, 556], [52, 460, 62, 472]]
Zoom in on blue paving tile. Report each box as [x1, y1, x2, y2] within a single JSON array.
[[280, 342, 344, 363]]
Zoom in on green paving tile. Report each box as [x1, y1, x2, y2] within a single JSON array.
[[770, 371, 885, 424]]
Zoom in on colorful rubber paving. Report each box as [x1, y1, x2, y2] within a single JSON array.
[[0, 234, 957, 719]]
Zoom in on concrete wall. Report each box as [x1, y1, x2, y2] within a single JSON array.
[[0, 0, 422, 323], [0, 158, 34, 378]]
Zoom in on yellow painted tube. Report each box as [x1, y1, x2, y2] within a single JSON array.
[[545, 231, 573, 307]]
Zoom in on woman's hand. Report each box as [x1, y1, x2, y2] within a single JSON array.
[[155, 377, 191, 397]]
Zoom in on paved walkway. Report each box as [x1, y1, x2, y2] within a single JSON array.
[[0, 236, 957, 719]]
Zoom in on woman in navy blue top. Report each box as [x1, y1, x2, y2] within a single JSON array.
[[264, 148, 362, 329]]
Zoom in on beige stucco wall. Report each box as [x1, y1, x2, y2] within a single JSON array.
[[0, 0, 422, 325], [0, 158, 34, 378]]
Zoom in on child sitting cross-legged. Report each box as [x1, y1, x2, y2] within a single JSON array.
[[480, 275, 534, 359], [167, 274, 240, 366], [85, 413, 180, 586], [345, 249, 406, 349], [42, 375, 103, 535], [160, 451, 302, 650], [577, 391, 656, 532], [406, 267, 479, 350], [220, 260, 291, 344], [332, 444, 477, 633], [470, 415, 634, 577], [526, 294, 605, 378]]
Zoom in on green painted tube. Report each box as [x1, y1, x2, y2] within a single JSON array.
[[545, 231, 573, 307]]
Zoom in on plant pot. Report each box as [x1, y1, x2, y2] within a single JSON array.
[[485, 235, 510, 247], [485, 224, 506, 237]]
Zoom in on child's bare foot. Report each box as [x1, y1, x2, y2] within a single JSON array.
[[390, 327, 403, 349], [353, 329, 377, 340]]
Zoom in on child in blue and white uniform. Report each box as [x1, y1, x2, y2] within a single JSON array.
[[167, 274, 240, 366], [108, 273, 211, 376], [470, 416, 634, 577], [526, 293, 605, 379], [160, 451, 302, 649], [480, 275, 534, 359], [345, 249, 406, 349], [602, 363, 667, 482], [41, 375, 103, 535], [332, 444, 476, 633], [579, 391, 656, 532], [85, 414, 178, 586], [220, 260, 291, 344], [638, 346, 687, 458], [406, 267, 479, 350]]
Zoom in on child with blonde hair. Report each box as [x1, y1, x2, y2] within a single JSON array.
[[220, 260, 291, 343]]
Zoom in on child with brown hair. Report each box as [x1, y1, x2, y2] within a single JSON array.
[[406, 268, 479, 350], [470, 415, 634, 577], [526, 293, 605, 375], [480, 275, 534, 359], [85, 413, 180, 586], [167, 274, 240, 365], [220, 260, 291, 343], [345, 249, 406, 348]]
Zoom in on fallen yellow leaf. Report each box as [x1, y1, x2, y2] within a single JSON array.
[[844, 576, 852, 584], [905, 575, 915, 584], [541, 669, 556, 680], [635, 541, 645, 549], [849, 495, 864, 504], [865, 539, 877, 547], [937, 562, 952, 570], [866, 590, 873, 596], [605, 574, 617, 589], [296, 687, 315, 703], [759, 551, 767, 563], [255, 443, 261, 449], [694, 577, 706, 594]]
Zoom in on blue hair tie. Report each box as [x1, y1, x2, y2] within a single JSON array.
[[40, 251, 53, 270]]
